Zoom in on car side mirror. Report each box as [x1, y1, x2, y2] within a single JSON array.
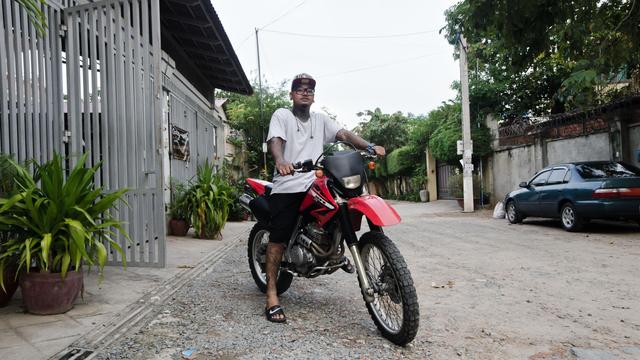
[[519, 181, 529, 188]]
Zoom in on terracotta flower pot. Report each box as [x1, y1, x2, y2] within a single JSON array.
[[169, 218, 189, 236], [19, 271, 83, 315], [0, 265, 19, 308]]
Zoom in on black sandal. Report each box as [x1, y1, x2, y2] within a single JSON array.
[[265, 305, 287, 323]]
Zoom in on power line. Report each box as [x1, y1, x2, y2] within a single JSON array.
[[317, 52, 443, 78], [235, 1, 307, 49], [259, 0, 307, 30], [236, 30, 255, 49], [260, 28, 439, 39]]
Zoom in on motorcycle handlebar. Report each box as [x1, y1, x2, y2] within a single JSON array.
[[292, 159, 314, 172], [292, 151, 377, 173], [361, 151, 378, 160]]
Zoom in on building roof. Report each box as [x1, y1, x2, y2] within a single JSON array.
[[160, 0, 253, 97]]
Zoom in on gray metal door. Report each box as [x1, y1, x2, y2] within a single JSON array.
[[436, 162, 457, 199], [64, 0, 165, 267]]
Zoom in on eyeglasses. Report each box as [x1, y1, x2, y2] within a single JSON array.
[[293, 88, 315, 95]]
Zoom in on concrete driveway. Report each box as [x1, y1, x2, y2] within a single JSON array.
[[86, 200, 640, 359], [4, 200, 638, 359], [389, 201, 640, 359]]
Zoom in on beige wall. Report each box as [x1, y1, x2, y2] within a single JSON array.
[[425, 148, 438, 201]]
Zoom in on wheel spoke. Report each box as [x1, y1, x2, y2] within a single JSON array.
[[363, 243, 403, 333]]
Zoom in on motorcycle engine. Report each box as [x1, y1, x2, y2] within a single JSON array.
[[288, 223, 330, 270], [305, 223, 331, 250], [289, 242, 315, 268]]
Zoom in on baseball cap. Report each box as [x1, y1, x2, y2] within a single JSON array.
[[291, 73, 316, 91]]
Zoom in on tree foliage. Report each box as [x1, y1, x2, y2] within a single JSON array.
[[218, 81, 291, 177], [386, 146, 414, 176], [354, 109, 410, 153], [443, 0, 640, 117]]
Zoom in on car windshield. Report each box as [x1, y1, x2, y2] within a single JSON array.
[[575, 162, 640, 179]]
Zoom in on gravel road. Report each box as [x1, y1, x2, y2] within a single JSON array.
[[96, 201, 640, 360]]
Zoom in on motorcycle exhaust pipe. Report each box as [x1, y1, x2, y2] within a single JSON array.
[[238, 193, 253, 211], [239, 193, 271, 223]]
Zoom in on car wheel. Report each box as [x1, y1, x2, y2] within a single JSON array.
[[560, 203, 584, 232], [506, 200, 523, 224]]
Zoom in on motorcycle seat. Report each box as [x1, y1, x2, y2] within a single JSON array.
[[265, 184, 272, 197]]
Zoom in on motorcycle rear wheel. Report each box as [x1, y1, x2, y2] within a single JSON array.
[[358, 231, 419, 346], [247, 223, 293, 295]]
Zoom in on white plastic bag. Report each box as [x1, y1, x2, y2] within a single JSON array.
[[493, 201, 505, 219]]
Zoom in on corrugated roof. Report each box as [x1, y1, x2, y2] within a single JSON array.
[[160, 0, 253, 97]]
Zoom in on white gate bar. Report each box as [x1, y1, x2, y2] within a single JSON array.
[[151, 0, 163, 265], [0, 0, 7, 154], [97, 5, 109, 189], [81, 9, 90, 166], [13, 2, 25, 160], [89, 7, 100, 183], [105, 2, 116, 190], [26, 13, 36, 165]]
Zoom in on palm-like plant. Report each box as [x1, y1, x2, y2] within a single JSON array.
[[17, 0, 48, 36], [0, 153, 129, 289], [184, 160, 233, 239]]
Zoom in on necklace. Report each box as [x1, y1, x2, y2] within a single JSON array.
[[294, 113, 314, 139]]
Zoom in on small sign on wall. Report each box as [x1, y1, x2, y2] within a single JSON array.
[[171, 125, 190, 161]]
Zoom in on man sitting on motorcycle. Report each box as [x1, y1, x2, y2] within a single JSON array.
[[264, 73, 385, 323]]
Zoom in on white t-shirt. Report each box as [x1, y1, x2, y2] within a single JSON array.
[[267, 108, 342, 193]]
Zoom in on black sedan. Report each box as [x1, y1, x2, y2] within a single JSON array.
[[504, 161, 640, 231]]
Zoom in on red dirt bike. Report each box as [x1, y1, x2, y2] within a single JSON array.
[[239, 142, 419, 345]]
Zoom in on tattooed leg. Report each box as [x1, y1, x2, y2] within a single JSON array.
[[265, 242, 285, 320]]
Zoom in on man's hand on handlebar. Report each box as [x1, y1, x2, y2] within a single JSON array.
[[372, 145, 386, 156], [275, 160, 295, 176]]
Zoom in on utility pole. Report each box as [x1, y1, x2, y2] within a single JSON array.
[[458, 34, 474, 212], [255, 28, 267, 176]]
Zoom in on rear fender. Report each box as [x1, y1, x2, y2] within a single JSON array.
[[246, 178, 271, 196], [347, 195, 401, 231]]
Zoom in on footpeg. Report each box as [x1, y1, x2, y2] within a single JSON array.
[[341, 257, 355, 274]]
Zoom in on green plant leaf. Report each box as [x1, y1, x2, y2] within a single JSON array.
[[60, 253, 71, 279], [40, 233, 52, 271]]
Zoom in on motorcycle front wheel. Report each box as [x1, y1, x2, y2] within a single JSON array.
[[247, 223, 293, 295], [358, 231, 419, 346]]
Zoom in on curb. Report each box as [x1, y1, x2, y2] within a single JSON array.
[[50, 229, 249, 360]]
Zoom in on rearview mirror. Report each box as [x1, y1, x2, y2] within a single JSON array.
[[519, 182, 529, 188]]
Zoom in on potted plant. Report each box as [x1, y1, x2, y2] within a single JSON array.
[[183, 160, 234, 239], [411, 171, 429, 202], [0, 153, 129, 314], [225, 177, 248, 222], [0, 154, 20, 307], [168, 179, 190, 236]]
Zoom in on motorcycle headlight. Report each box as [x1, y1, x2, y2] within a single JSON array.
[[341, 175, 361, 189]]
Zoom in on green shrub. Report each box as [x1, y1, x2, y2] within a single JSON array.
[[184, 160, 234, 239], [226, 179, 248, 222], [447, 172, 483, 198], [386, 146, 414, 176], [0, 153, 129, 287], [168, 179, 189, 222], [0, 154, 18, 197]]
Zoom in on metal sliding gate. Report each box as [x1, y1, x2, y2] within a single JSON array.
[[0, 0, 65, 163], [0, 0, 166, 267], [63, 0, 165, 267]]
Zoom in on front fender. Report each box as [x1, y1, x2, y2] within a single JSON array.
[[347, 195, 401, 229]]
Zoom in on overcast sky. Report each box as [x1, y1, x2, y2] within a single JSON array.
[[213, 0, 460, 130]]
